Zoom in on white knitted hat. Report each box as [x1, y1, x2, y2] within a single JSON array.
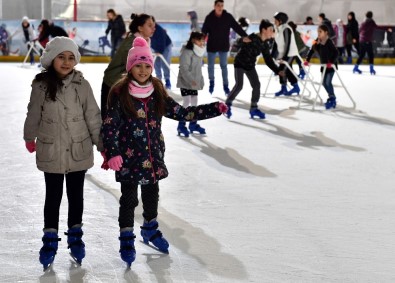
[[40, 36, 81, 69]]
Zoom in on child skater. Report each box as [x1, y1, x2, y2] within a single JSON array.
[[225, 19, 284, 119], [304, 24, 339, 109], [23, 37, 104, 269], [176, 31, 207, 137], [101, 37, 228, 267], [272, 12, 300, 96]]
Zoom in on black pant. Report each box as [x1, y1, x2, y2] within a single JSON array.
[[119, 182, 159, 229], [43, 171, 86, 231], [279, 56, 297, 85], [226, 67, 261, 109], [346, 41, 360, 57], [101, 82, 111, 120], [357, 42, 374, 65]]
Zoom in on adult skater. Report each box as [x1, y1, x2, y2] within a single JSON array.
[[202, 0, 249, 95]]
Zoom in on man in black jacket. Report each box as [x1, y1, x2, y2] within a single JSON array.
[[105, 9, 126, 58], [202, 0, 249, 95]]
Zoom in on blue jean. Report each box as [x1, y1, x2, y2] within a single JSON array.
[[207, 51, 229, 85], [322, 71, 335, 96], [154, 44, 172, 80]]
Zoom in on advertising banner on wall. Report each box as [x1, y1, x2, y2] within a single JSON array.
[[1, 19, 394, 59]]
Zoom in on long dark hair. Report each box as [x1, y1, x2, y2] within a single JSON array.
[[108, 75, 169, 118], [185, 31, 205, 50], [34, 66, 64, 101], [129, 13, 152, 33]]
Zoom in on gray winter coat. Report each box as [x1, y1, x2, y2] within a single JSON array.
[[176, 47, 204, 90], [24, 70, 103, 174]]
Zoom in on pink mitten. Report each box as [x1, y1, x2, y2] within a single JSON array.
[[25, 141, 36, 153], [107, 155, 123, 171], [218, 102, 228, 113], [326, 63, 332, 69], [303, 61, 309, 66]]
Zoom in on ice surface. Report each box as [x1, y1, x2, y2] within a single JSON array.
[[0, 62, 395, 282]]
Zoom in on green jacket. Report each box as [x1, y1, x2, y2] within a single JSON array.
[[103, 34, 135, 87]]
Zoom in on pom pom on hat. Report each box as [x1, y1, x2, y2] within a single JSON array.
[[126, 37, 154, 72], [40, 36, 81, 69]]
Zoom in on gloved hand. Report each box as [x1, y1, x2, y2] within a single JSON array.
[[303, 61, 309, 66], [25, 141, 36, 153], [218, 102, 228, 113], [101, 151, 109, 170], [108, 155, 123, 171], [326, 63, 332, 69]]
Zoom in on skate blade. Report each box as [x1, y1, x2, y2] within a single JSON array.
[[42, 262, 54, 272], [69, 253, 82, 266], [140, 240, 169, 254]]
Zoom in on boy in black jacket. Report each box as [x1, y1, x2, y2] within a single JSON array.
[[225, 20, 284, 119]]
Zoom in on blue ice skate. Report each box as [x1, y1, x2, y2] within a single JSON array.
[[119, 230, 136, 267], [177, 121, 189, 137], [140, 219, 169, 253], [286, 83, 300, 96], [189, 121, 206, 134], [275, 85, 287, 96], [39, 231, 61, 271], [65, 226, 85, 265], [250, 108, 266, 119], [353, 64, 362, 74], [324, 97, 337, 110]]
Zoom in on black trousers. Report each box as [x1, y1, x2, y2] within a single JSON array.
[[43, 171, 86, 231], [279, 56, 298, 85], [226, 67, 261, 109], [119, 182, 159, 229], [101, 82, 111, 120], [357, 42, 374, 65]]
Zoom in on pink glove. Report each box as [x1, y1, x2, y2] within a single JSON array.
[[326, 63, 332, 69], [107, 155, 123, 171], [303, 61, 309, 66], [218, 102, 228, 114], [101, 152, 109, 170], [25, 141, 36, 153]]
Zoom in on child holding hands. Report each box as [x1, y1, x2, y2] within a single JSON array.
[[101, 37, 228, 266], [23, 37, 103, 269]]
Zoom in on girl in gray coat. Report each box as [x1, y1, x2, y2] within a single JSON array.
[[23, 37, 103, 270], [176, 32, 206, 137]]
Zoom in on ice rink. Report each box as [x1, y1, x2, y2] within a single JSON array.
[[1, 61, 395, 282]]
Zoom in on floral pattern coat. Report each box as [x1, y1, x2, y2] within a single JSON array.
[[101, 92, 222, 184]]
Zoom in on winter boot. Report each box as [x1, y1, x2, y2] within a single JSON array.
[[346, 56, 352, 64], [165, 79, 171, 89], [188, 121, 206, 134], [119, 229, 136, 267], [140, 219, 169, 253], [324, 96, 337, 109], [177, 121, 189, 137], [223, 84, 230, 96], [249, 108, 266, 119], [353, 64, 362, 74], [39, 230, 61, 270], [65, 225, 85, 265], [224, 103, 232, 119], [286, 83, 300, 96], [275, 85, 287, 96], [298, 69, 306, 80], [370, 64, 376, 75], [209, 80, 214, 94]]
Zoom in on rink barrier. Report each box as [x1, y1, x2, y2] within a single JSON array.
[[2, 56, 395, 65]]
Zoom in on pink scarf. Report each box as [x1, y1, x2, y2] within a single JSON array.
[[128, 80, 154, 98]]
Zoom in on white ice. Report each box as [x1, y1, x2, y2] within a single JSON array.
[[0, 62, 395, 282]]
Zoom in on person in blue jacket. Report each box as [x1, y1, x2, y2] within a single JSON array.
[[151, 19, 173, 89]]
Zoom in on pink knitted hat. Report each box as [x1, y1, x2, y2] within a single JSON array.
[[126, 37, 154, 72]]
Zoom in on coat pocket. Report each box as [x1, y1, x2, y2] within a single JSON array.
[[71, 134, 93, 161], [36, 133, 55, 162]]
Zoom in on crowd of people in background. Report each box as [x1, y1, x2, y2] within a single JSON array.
[[18, 0, 395, 271]]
